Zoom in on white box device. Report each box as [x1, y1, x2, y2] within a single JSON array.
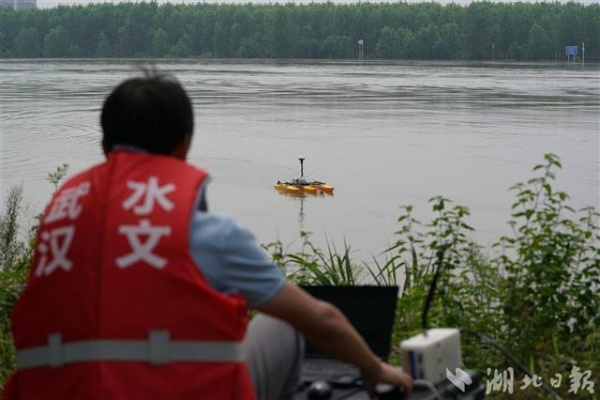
[[400, 328, 463, 384]]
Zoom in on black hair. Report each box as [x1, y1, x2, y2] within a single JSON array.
[[100, 68, 194, 155]]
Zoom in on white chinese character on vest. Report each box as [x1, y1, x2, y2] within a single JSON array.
[[116, 219, 171, 269], [122, 176, 175, 215], [44, 181, 90, 224], [35, 227, 76, 276], [117, 176, 176, 269], [35, 181, 90, 277]]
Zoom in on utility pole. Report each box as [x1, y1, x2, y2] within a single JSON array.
[[582, 42, 585, 64], [492, 42, 495, 61], [358, 40, 364, 61]]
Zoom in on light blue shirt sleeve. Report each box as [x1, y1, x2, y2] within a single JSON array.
[[189, 210, 287, 309]]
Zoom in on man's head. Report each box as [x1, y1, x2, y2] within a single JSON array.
[[101, 69, 194, 159]]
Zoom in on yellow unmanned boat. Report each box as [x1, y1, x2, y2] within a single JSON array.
[[274, 181, 303, 195], [308, 180, 334, 194], [275, 157, 334, 196]]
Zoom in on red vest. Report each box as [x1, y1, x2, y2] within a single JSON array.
[[6, 151, 256, 400]]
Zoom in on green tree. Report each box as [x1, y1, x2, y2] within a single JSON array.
[[528, 22, 553, 60], [115, 3, 156, 57], [508, 41, 526, 61], [0, 31, 12, 58], [464, 2, 498, 59], [1, 2, 599, 61], [376, 26, 402, 60], [212, 18, 230, 58], [168, 32, 192, 58], [0, 9, 19, 57], [556, 2, 585, 56], [147, 28, 169, 58], [95, 30, 112, 58], [396, 27, 416, 59], [116, 23, 134, 57], [14, 27, 42, 58], [238, 34, 263, 59], [298, 23, 323, 59], [322, 34, 353, 59], [414, 24, 441, 59], [271, 6, 300, 58], [438, 22, 461, 59], [43, 26, 70, 57]]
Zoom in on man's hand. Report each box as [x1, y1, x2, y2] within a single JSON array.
[[361, 361, 413, 399]]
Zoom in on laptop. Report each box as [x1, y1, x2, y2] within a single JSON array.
[[299, 285, 399, 386]]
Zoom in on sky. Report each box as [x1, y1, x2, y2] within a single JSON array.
[[35, 0, 597, 9]]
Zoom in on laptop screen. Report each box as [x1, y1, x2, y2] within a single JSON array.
[[300, 285, 399, 360]]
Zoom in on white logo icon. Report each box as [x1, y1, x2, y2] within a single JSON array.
[[446, 368, 472, 393]]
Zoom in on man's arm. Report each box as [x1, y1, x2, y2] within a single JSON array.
[[187, 194, 412, 395], [256, 283, 413, 397]]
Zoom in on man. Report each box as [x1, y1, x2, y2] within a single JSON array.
[[5, 70, 412, 399]]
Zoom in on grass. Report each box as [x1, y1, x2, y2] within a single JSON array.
[[0, 186, 32, 389]]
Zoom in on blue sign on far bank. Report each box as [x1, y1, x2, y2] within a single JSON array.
[[565, 46, 578, 56]]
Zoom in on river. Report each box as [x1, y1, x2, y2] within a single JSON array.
[[1, 59, 598, 263]]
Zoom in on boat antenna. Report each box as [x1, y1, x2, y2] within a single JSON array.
[[298, 156, 305, 177]]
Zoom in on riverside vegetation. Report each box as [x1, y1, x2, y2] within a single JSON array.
[[1, 2, 598, 61], [1, 154, 598, 399]]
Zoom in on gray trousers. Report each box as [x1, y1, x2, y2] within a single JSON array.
[[242, 314, 304, 400]]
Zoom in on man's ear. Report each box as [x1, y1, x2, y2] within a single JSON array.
[[101, 139, 110, 157], [173, 134, 192, 160]]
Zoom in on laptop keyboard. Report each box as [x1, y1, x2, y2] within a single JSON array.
[[302, 358, 360, 383]]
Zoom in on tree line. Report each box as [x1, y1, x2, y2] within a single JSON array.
[[1, 1, 598, 61]]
